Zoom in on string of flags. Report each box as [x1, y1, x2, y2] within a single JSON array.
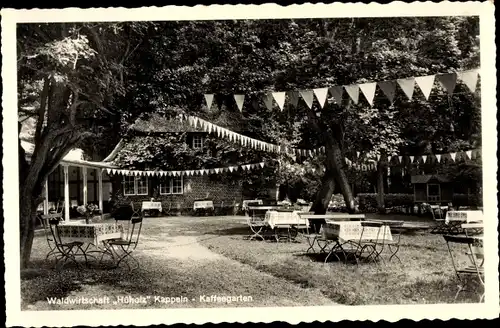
[[105, 161, 266, 177], [202, 69, 480, 111], [183, 115, 325, 156], [345, 148, 481, 171]]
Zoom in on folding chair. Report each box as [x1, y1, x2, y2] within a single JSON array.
[[38, 213, 63, 260], [303, 218, 331, 254], [246, 208, 269, 241], [355, 221, 387, 265], [48, 217, 88, 269], [443, 235, 484, 302], [106, 206, 143, 271], [383, 220, 404, 263], [429, 205, 448, 234]]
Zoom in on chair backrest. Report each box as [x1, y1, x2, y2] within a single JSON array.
[[45, 214, 66, 246], [127, 216, 144, 247]]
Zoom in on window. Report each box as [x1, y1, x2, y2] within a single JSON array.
[[160, 176, 184, 195], [192, 135, 203, 149], [427, 183, 441, 202], [123, 176, 148, 196]]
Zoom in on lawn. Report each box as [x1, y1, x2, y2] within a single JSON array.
[[21, 214, 483, 310]]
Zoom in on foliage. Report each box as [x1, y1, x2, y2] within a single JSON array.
[[358, 193, 414, 212]]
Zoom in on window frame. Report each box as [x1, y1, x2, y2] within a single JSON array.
[[159, 176, 184, 195], [192, 135, 204, 149], [427, 183, 441, 202], [123, 175, 149, 196]]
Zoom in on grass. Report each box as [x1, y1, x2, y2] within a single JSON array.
[[21, 215, 483, 310]]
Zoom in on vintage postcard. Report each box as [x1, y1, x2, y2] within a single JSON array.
[[2, 1, 498, 327]]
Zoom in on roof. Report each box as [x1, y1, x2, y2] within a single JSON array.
[[21, 140, 117, 169], [411, 174, 451, 184]]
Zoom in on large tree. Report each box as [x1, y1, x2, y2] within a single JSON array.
[[17, 22, 150, 268]]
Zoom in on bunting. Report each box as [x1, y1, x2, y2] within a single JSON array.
[[109, 161, 266, 177], [458, 69, 479, 93], [436, 154, 442, 163], [204, 94, 214, 110], [437, 73, 457, 95], [263, 93, 274, 110], [329, 86, 343, 105], [397, 78, 415, 101], [378, 81, 397, 104], [313, 88, 329, 108], [450, 152, 456, 162], [234, 94, 245, 112], [299, 90, 315, 109], [415, 75, 436, 100], [344, 85, 360, 104], [422, 155, 427, 163], [273, 92, 286, 111], [288, 91, 300, 108], [359, 82, 377, 107], [466, 150, 472, 159]]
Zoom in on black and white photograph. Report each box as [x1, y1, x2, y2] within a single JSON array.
[[2, 2, 498, 326]]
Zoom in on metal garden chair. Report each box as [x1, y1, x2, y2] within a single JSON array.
[[383, 220, 404, 263], [48, 217, 88, 269], [106, 203, 144, 271], [443, 234, 484, 302]]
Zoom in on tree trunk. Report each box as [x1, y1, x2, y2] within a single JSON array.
[[376, 161, 386, 213], [311, 172, 336, 214]]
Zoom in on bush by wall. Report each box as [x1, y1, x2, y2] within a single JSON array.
[[358, 193, 414, 212], [452, 193, 483, 207]]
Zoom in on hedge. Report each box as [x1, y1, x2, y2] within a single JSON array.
[[357, 193, 414, 212], [452, 193, 483, 207]]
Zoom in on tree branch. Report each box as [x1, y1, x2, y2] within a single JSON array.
[[34, 77, 50, 143]]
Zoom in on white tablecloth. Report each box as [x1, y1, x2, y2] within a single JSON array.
[[322, 221, 393, 243], [445, 210, 483, 223], [265, 211, 309, 229], [57, 222, 124, 245], [242, 199, 263, 211], [193, 200, 214, 210], [142, 201, 162, 212]]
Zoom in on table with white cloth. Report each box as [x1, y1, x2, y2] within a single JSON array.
[[321, 221, 393, 263], [242, 199, 263, 211], [444, 210, 483, 235], [52, 222, 125, 266], [142, 201, 162, 216], [264, 210, 310, 242], [57, 222, 124, 245]]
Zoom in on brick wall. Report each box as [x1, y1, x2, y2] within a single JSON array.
[[115, 175, 243, 212]]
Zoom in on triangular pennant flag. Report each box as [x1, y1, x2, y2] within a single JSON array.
[[397, 78, 415, 101], [422, 155, 427, 163], [229, 167, 234, 173], [328, 86, 343, 105], [415, 75, 436, 100], [387, 155, 392, 163], [215, 168, 220, 173], [204, 94, 214, 110], [234, 94, 245, 112], [272, 92, 286, 111], [437, 73, 457, 95], [436, 154, 442, 163], [466, 150, 472, 159], [450, 152, 456, 162], [299, 90, 314, 109], [263, 93, 274, 110], [398, 156, 403, 163], [458, 70, 479, 93], [359, 82, 377, 107], [288, 91, 299, 108], [112, 169, 117, 174], [344, 85, 360, 104], [409, 156, 414, 163], [259, 162, 265, 168], [313, 88, 329, 108], [378, 80, 397, 104]]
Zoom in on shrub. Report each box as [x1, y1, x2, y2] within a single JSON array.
[[452, 193, 483, 207], [358, 193, 414, 212]]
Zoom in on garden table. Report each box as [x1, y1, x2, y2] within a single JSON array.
[[322, 221, 393, 264], [56, 222, 125, 263], [142, 201, 162, 216], [265, 210, 310, 242], [444, 210, 483, 234]]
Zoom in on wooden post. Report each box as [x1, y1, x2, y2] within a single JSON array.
[[82, 166, 87, 206], [43, 179, 49, 215], [63, 165, 70, 222], [98, 169, 103, 217]]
